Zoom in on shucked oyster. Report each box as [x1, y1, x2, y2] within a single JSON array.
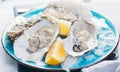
[[64, 18, 98, 57], [14, 20, 59, 62], [43, 0, 93, 23], [43, 5, 77, 22], [27, 25, 56, 53]]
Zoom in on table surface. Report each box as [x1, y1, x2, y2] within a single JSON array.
[[0, 0, 120, 72]]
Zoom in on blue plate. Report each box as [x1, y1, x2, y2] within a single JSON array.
[[1, 8, 119, 71]]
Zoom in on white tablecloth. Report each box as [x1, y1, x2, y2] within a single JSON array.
[[0, 0, 120, 72]]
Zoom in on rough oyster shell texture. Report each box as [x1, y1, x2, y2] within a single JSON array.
[[7, 16, 41, 42], [14, 20, 59, 62]]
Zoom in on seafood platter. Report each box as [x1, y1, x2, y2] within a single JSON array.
[[1, 0, 119, 72]]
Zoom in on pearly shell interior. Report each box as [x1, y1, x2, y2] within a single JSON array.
[[63, 18, 98, 57], [14, 20, 59, 62]]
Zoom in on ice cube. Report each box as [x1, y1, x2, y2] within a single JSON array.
[[98, 40, 107, 49], [94, 49, 104, 56], [84, 55, 95, 61], [102, 33, 115, 47], [61, 56, 78, 71], [92, 18, 108, 29], [107, 40, 115, 47], [98, 33, 106, 40]]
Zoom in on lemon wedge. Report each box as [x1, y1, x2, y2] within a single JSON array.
[[45, 37, 67, 65], [43, 13, 72, 36]]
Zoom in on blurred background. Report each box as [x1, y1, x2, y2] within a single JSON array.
[[0, 0, 120, 72]]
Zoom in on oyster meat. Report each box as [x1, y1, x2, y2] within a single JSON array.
[[43, 0, 93, 23], [27, 25, 56, 53], [43, 5, 77, 22], [64, 18, 98, 57], [14, 20, 59, 62]]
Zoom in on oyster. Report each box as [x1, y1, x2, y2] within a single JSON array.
[[14, 20, 59, 62], [8, 15, 41, 42], [27, 25, 56, 53], [43, 0, 93, 23], [64, 18, 98, 57], [43, 5, 77, 22]]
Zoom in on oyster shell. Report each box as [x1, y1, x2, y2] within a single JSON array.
[[14, 20, 59, 62], [43, 0, 93, 23], [64, 18, 98, 57], [8, 15, 41, 42], [27, 25, 56, 53], [43, 5, 77, 22]]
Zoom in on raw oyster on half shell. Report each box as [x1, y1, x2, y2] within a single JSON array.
[[27, 25, 57, 53], [43, 5, 77, 22], [64, 18, 98, 57], [43, 0, 93, 23], [14, 20, 59, 62]]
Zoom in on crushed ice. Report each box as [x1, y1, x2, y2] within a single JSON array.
[[62, 18, 116, 70]]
